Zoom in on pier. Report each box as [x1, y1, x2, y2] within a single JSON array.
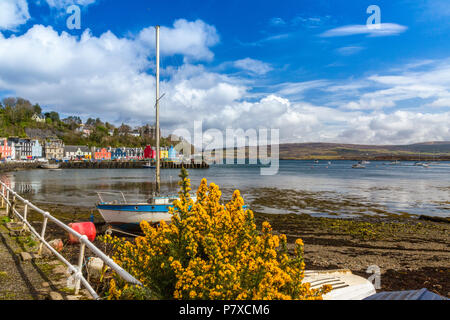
[[0, 160, 209, 172]]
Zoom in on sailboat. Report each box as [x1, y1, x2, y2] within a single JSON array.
[[96, 26, 187, 231]]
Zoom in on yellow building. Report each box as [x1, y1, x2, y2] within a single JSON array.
[[160, 149, 168, 159]]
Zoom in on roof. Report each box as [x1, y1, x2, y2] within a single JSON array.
[[364, 288, 448, 300], [65, 145, 90, 153]]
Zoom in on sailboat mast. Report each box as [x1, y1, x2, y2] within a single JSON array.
[[155, 25, 161, 194]]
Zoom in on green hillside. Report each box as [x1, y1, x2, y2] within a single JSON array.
[[0, 97, 174, 148]]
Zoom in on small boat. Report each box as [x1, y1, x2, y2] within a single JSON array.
[[352, 163, 365, 169], [360, 160, 370, 165], [314, 160, 319, 164], [97, 192, 195, 231], [143, 161, 156, 169], [303, 269, 376, 300], [40, 163, 60, 169], [390, 160, 400, 165], [96, 26, 181, 231]]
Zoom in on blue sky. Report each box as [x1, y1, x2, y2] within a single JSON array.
[[0, 0, 449, 145]]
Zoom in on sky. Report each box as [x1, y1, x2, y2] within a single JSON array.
[[0, 0, 449, 146]]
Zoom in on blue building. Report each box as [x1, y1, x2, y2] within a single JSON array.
[[31, 140, 43, 159], [111, 147, 126, 160], [168, 146, 177, 161]]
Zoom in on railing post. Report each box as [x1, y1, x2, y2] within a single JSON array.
[[8, 193, 16, 220], [1, 185, 4, 208], [6, 189, 9, 215], [75, 236, 87, 295], [38, 212, 49, 255], [22, 201, 29, 232]]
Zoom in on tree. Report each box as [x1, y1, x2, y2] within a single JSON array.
[[33, 104, 42, 115], [45, 111, 60, 123], [118, 123, 131, 136]]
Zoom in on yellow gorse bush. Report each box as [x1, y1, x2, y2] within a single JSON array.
[[103, 168, 332, 300]]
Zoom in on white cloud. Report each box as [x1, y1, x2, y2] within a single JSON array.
[[320, 23, 407, 37], [0, 18, 448, 146], [44, 0, 97, 8], [0, 0, 30, 31], [138, 19, 219, 62], [233, 58, 273, 75], [336, 46, 365, 56]]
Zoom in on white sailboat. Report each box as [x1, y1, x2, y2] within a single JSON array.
[[97, 26, 184, 231]]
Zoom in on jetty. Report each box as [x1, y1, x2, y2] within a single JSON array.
[[59, 160, 210, 169], [0, 160, 209, 172]]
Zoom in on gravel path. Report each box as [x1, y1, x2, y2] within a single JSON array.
[[0, 222, 48, 300]]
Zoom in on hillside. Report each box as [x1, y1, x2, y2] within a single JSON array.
[[0, 97, 176, 148], [210, 142, 450, 161], [278, 142, 450, 160]]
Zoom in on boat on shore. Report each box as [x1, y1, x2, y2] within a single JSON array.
[[40, 163, 60, 169], [96, 26, 181, 231]]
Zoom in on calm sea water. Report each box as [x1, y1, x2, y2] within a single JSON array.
[[2, 160, 450, 218]]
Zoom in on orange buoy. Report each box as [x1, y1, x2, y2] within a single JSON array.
[[68, 222, 96, 244]]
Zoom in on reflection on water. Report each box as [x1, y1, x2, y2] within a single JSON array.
[[2, 160, 450, 218]]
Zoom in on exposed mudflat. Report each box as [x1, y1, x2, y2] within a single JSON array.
[[19, 201, 450, 299]]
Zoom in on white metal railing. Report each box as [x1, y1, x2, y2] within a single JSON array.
[[0, 180, 142, 300]]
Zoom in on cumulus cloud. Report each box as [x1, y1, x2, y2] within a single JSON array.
[[0, 17, 448, 146], [138, 19, 220, 62], [0, 0, 30, 31]]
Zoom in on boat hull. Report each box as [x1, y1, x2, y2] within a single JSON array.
[[97, 203, 173, 231]]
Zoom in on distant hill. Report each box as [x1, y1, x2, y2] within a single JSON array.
[[278, 141, 450, 160], [211, 141, 450, 161]]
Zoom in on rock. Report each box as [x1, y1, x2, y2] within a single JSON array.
[[49, 291, 63, 300], [87, 257, 104, 280], [53, 265, 69, 275], [20, 252, 32, 261], [66, 295, 83, 300], [41, 282, 50, 288], [48, 239, 63, 252]]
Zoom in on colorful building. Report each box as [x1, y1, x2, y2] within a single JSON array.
[[168, 146, 177, 161], [31, 140, 43, 159], [144, 145, 156, 159], [64, 146, 91, 160], [94, 148, 111, 160], [126, 148, 144, 160], [44, 138, 65, 160], [0, 138, 13, 160], [160, 148, 169, 160], [8, 138, 33, 160], [111, 148, 126, 160]]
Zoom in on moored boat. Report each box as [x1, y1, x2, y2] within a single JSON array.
[[352, 163, 365, 169], [96, 26, 184, 232], [40, 163, 60, 169]]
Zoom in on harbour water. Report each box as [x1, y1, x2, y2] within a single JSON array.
[[2, 160, 449, 218]]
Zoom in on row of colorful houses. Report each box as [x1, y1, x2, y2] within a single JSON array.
[[0, 137, 180, 162]]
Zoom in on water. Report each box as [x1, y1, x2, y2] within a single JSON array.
[[2, 160, 449, 218]]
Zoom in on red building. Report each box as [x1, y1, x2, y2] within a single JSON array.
[[144, 145, 156, 159], [94, 148, 111, 160], [0, 138, 13, 159]]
